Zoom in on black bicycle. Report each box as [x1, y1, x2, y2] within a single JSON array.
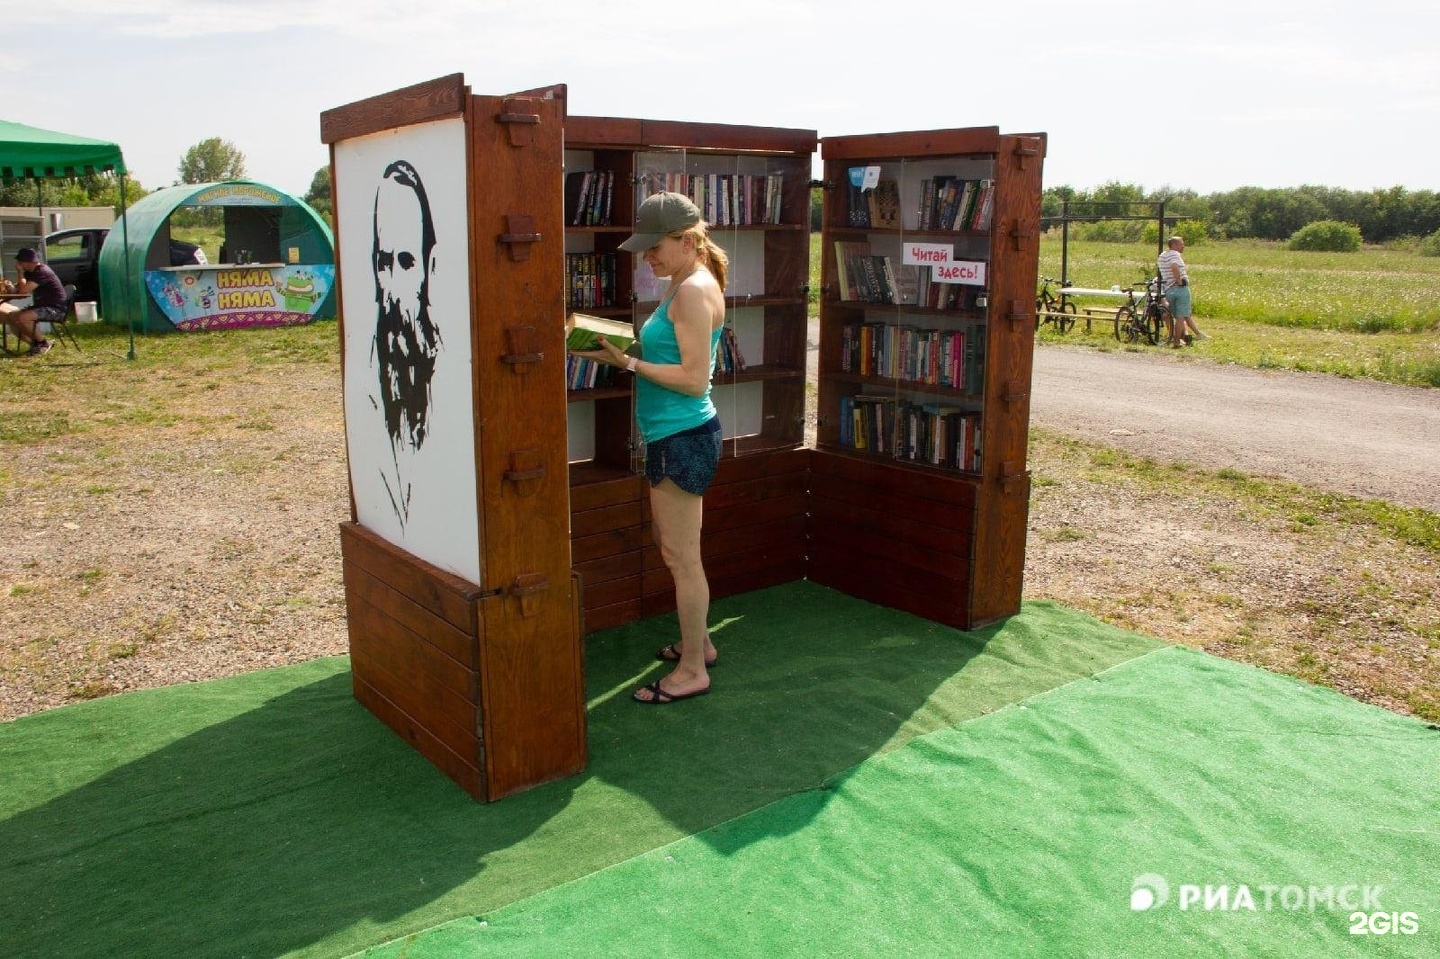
[[1035, 275, 1076, 332], [1111, 277, 1168, 345]]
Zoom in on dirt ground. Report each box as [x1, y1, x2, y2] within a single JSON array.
[[1, 340, 1436, 723]]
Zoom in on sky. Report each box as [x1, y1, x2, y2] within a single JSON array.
[[7, 0, 1438, 200]]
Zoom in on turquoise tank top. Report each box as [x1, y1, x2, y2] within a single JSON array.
[[634, 294, 723, 443]]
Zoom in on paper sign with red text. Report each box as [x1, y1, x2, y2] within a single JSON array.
[[933, 260, 986, 285], [902, 242, 953, 267]]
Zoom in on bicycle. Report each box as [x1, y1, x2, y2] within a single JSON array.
[[1109, 276, 1172, 345], [1110, 279, 1168, 345], [1035, 275, 1076, 332], [1141, 276, 1174, 344]]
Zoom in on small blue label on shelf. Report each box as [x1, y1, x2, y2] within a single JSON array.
[[848, 166, 881, 191]]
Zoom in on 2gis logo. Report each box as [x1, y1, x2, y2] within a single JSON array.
[[1350, 912, 1420, 936]]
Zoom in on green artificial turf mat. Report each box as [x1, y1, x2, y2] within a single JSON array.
[[363, 646, 1439, 958], [0, 583, 1161, 957]]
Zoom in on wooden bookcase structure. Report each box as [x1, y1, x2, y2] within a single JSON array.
[[321, 74, 1044, 801], [565, 119, 1046, 634], [563, 116, 817, 633], [809, 129, 1046, 628]]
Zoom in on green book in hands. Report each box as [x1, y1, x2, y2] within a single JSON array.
[[566, 313, 636, 353]]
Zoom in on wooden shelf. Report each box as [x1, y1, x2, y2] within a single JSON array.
[[814, 127, 1047, 629], [568, 461, 637, 487], [566, 385, 631, 404], [721, 433, 805, 458], [828, 225, 989, 241], [562, 115, 815, 635], [715, 363, 802, 385], [813, 441, 982, 479], [825, 371, 980, 401], [820, 297, 986, 320]]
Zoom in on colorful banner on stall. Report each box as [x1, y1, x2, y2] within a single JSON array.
[[145, 264, 335, 331]]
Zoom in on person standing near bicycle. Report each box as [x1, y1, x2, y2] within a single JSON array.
[[1158, 235, 1206, 347]]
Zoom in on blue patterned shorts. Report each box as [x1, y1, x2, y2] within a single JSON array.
[[644, 416, 722, 495]]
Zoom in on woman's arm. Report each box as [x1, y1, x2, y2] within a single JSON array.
[[569, 280, 717, 397]]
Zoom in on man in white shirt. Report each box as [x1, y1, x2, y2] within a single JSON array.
[[1157, 236, 1206, 346]]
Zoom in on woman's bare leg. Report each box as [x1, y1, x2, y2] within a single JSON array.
[[635, 477, 712, 700]]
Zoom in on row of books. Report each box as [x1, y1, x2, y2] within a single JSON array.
[[834, 243, 985, 310], [565, 354, 620, 391], [838, 394, 982, 471], [639, 172, 785, 226], [845, 176, 902, 229], [839, 321, 983, 391], [565, 170, 617, 227], [717, 326, 747, 374], [565, 252, 619, 310], [919, 177, 994, 232], [835, 242, 899, 304]]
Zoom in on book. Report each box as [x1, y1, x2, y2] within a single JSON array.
[[566, 313, 636, 353], [954, 180, 978, 231], [564, 172, 587, 226], [847, 168, 871, 228], [969, 179, 994, 231], [892, 263, 920, 305], [878, 256, 899, 305], [833, 241, 870, 301], [870, 178, 901, 229]]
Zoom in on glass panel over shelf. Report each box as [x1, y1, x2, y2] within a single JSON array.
[[564, 144, 637, 477], [826, 154, 996, 475], [634, 148, 805, 462]]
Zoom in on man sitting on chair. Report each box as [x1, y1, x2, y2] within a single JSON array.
[[1, 247, 64, 357]]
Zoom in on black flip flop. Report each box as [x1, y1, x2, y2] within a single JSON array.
[[633, 680, 712, 705], [655, 642, 717, 667]]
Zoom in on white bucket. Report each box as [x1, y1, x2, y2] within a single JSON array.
[[75, 301, 98, 323]]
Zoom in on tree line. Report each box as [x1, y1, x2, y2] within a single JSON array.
[[6, 145, 1434, 247], [1043, 182, 1440, 245], [0, 138, 332, 225]]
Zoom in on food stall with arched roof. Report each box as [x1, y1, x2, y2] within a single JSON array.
[[98, 179, 335, 333]]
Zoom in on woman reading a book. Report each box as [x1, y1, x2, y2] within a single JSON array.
[[574, 192, 728, 704]]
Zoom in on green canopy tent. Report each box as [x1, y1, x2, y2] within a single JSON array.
[[0, 119, 137, 357]]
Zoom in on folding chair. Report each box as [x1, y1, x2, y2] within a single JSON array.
[[47, 283, 82, 352]]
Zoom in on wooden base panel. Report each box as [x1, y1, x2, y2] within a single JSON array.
[[341, 522, 587, 802], [570, 449, 810, 633], [807, 450, 989, 630]]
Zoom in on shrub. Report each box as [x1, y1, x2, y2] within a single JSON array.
[[1417, 229, 1440, 257], [1141, 218, 1210, 246], [1288, 220, 1362, 252], [1075, 219, 1145, 243]]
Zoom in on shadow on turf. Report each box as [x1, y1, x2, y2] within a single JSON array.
[[0, 582, 1000, 957]]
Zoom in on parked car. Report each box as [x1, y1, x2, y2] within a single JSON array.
[[43, 228, 206, 309]]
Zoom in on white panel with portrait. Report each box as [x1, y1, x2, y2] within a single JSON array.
[[334, 118, 481, 586]]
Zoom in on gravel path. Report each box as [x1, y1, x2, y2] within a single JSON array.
[[3, 338, 1435, 722], [1030, 345, 1440, 513]]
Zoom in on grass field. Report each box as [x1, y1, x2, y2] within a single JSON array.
[[1036, 237, 1440, 387]]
